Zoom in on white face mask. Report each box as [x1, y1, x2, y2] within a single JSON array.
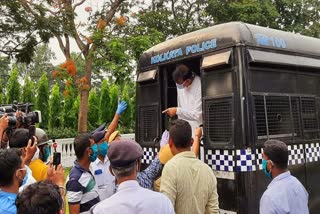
[[176, 83, 184, 89], [31, 147, 40, 161]]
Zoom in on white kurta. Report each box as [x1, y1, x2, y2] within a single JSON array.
[[176, 75, 202, 137], [91, 180, 174, 214]]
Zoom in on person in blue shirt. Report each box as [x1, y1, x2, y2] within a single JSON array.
[[0, 148, 27, 214], [260, 139, 309, 214]]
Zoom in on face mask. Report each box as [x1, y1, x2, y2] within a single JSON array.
[[262, 159, 272, 179], [89, 144, 98, 162], [98, 142, 109, 157], [31, 147, 40, 161], [16, 168, 28, 187], [41, 146, 50, 162], [176, 83, 184, 89]]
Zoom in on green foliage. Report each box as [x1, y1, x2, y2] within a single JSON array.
[[88, 89, 100, 130], [36, 73, 49, 128], [0, 79, 5, 104], [120, 83, 134, 132], [6, 67, 20, 103], [62, 83, 77, 129], [109, 84, 119, 121], [0, 56, 10, 91], [99, 80, 110, 124], [71, 95, 80, 130], [21, 76, 35, 103], [206, 0, 320, 37], [46, 127, 78, 139], [49, 84, 61, 130], [16, 45, 56, 82]]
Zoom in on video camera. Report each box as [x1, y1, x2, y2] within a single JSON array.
[[0, 102, 42, 128]]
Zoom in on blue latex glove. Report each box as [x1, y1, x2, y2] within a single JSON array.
[[116, 100, 127, 115]]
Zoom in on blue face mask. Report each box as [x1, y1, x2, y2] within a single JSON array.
[[89, 144, 98, 162], [41, 146, 50, 162], [262, 159, 272, 179], [98, 142, 109, 157]]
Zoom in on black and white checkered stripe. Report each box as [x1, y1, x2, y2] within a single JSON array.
[[142, 147, 158, 164], [305, 143, 320, 163], [206, 149, 235, 171], [206, 143, 320, 172]]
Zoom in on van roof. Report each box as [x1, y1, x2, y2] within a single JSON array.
[[138, 22, 320, 71]]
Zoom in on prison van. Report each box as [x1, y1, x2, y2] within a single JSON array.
[[135, 22, 320, 214]]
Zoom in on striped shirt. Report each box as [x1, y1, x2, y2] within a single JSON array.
[[66, 161, 100, 213], [137, 157, 163, 189], [160, 151, 219, 214]]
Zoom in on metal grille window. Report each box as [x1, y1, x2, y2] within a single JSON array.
[[254, 94, 319, 141], [205, 97, 233, 143], [138, 105, 158, 144], [301, 97, 318, 139]]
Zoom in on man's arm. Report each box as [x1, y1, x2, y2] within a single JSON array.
[[69, 204, 80, 214], [259, 193, 277, 214], [0, 114, 8, 147], [193, 127, 202, 158], [205, 174, 219, 214], [47, 164, 66, 213], [160, 163, 177, 207], [66, 179, 84, 214], [137, 157, 163, 189], [104, 101, 127, 141]]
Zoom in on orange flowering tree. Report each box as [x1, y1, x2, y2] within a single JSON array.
[[15, 0, 131, 132]]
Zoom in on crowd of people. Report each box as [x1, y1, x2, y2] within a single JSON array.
[[0, 64, 309, 214]]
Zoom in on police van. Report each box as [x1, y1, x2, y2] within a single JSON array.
[[135, 22, 320, 214]]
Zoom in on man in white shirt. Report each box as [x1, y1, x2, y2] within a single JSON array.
[[90, 101, 127, 200], [91, 140, 174, 214], [162, 64, 202, 137]]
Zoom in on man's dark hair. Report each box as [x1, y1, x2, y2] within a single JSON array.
[[169, 119, 192, 148], [172, 64, 192, 83], [16, 181, 62, 214], [263, 139, 288, 169], [74, 133, 92, 160], [9, 128, 29, 148], [0, 148, 22, 187]]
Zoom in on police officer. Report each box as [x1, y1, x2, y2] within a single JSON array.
[[91, 140, 174, 214]]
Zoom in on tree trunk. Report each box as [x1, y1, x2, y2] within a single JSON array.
[[77, 58, 92, 133]]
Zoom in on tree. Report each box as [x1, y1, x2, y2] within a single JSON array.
[[36, 73, 49, 129], [62, 79, 77, 129], [99, 80, 110, 124], [121, 83, 133, 132], [88, 89, 99, 130], [21, 75, 35, 104], [1, 0, 131, 132], [6, 67, 20, 104], [0, 79, 5, 104], [49, 84, 61, 130], [206, 0, 320, 37], [134, 0, 210, 39], [109, 84, 119, 122], [0, 56, 10, 92], [16, 45, 56, 81]]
